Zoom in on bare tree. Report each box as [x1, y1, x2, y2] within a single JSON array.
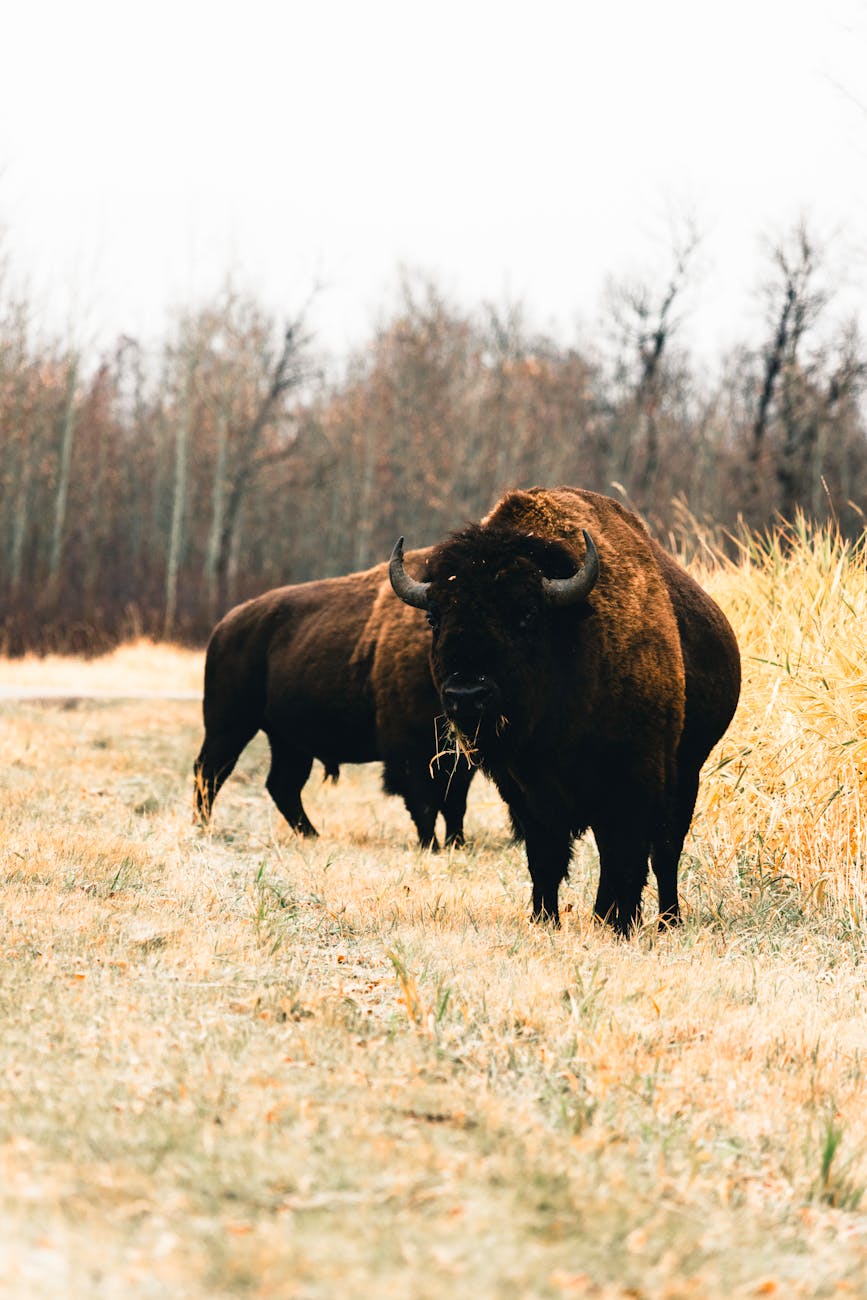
[[603, 221, 701, 506], [210, 317, 309, 616], [48, 353, 79, 585], [797, 321, 867, 520], [1, 244, 865, 654], [163, 349, 196, 638], [749, 223, 826, 515]]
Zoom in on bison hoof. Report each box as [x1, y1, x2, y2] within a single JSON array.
[[192, 802, 211, 829], [657, 909, 682, 931], [531, 908, 561, 929]]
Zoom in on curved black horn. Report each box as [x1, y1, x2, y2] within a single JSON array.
[[389, 537, 431, 610], [541, 529, 600, 607]]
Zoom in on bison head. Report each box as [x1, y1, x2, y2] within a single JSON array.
[[389, 525, 599, 754]]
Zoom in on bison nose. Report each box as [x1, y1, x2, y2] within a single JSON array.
[[441, 675, 499, 720]]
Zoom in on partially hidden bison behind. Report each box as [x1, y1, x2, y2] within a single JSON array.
[[389, 486, 740, 934], [194, 549, 473, 849]]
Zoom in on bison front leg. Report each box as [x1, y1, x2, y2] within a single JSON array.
[[383, 755, 440, 850], [592, 818, 651, 937], [435, 758, 473, 848], [521, 814, 572, 927], [265, 740, 318, 836]]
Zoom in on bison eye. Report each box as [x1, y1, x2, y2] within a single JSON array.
[[426, 601, 440, 634]]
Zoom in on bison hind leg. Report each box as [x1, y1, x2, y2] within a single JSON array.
[[651, 751, 705, 929], [193, 726, 255, 826], [651, 819, 685, 930]]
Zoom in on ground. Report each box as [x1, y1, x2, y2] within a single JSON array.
[[1, 631, 867, 1296]]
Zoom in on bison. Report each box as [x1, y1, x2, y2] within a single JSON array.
[[194, 550, 473, 849], [389, 486, 740, 933]]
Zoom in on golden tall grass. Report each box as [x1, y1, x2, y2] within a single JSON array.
[[695, 515, 867, 915], [2, 520, 867, 1297]]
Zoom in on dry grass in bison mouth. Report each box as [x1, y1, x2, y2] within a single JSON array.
[[429, 714, 509, 775]]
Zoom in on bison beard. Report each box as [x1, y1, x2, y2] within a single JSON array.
[[390, 486, 740, 935], [194, 551, 474, 850]]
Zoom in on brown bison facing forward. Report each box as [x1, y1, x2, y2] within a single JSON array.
[[390, 487, 740, 933], [194, 551, 473, 848]]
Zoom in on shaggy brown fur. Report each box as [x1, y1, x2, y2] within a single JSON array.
[[391, 487, 741, 931], [194, 550, 473, 849]]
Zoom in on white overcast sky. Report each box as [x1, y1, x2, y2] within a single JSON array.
[[1, 0, 866, 367]]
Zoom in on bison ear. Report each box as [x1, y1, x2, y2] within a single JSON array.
[[541, 530, 600, 607], [389, 537, 431, 610]]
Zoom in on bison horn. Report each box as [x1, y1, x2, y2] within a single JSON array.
[[541, 530, 600, 606], [389, 537, 431, 610]]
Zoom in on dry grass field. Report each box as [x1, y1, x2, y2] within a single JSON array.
[[3, 522, 867, 1298]]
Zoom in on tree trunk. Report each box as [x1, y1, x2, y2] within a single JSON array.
[[48, 355, 78, 583], [204, 406, 228, 624], [8, 387, 33, 594], [214, 324, 302, 611], [163, 357, 195, 638]]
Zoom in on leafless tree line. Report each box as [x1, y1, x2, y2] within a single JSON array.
[[1, 224, 865, 653]]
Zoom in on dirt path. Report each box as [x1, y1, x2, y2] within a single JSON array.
[[0, 687, 201, 701]]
